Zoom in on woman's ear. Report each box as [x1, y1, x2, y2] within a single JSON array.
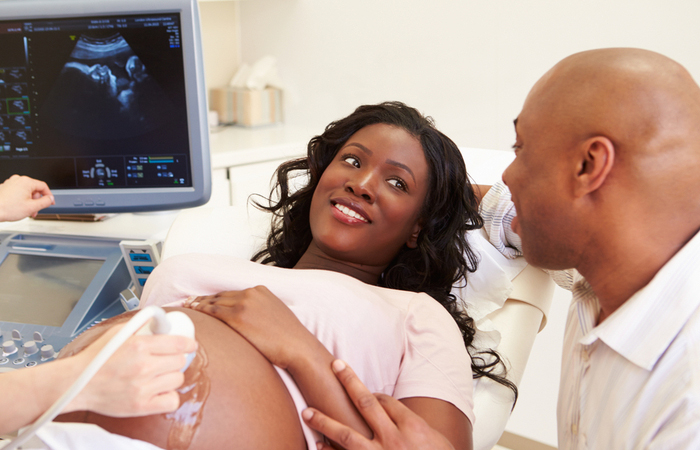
[[406, 223, 422, 249], [574, 136, 615, 198]]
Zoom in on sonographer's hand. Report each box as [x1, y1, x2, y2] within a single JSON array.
[[0, 174, 55, 221], [66, 323, 198, 417], [303, 360, 456, 450]]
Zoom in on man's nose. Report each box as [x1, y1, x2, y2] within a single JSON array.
[[502, 161, 513, 186]]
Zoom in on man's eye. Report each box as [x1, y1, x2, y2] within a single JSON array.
[[342, 155, 360, 168], [388, 178, 407, 191]]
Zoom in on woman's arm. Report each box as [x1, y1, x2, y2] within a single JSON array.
[[186, 288, 373, 440], [304, 360, 459, 450], [188, 289, 472, 449], [0, 353, 84, 434], [400, 398, 472, 450]]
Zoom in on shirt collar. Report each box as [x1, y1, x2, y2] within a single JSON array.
[[578, 230, 700, 370]]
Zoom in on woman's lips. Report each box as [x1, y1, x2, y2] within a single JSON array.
[[331, 200, 370, 223]]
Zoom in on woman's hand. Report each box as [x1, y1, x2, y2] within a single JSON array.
[[185, 287, 319, 369], [0, 174, 54, 221], [303, 360, 456, 450], [187, 289, 375, 440]]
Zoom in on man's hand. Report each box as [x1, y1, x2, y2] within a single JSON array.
[[302, 360, 455, 450]]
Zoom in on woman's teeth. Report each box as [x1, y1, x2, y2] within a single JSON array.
[[334, 203, 368, 222]]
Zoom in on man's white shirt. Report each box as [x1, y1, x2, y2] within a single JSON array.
[[480, 182, 700, 449]]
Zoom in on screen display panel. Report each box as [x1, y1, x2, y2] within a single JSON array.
[[0, 12, 192, 189], [0, 253, 104, 327]]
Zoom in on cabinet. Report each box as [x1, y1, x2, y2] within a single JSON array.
[[205, 124, 313, 207], [227, 159, 289, 207]]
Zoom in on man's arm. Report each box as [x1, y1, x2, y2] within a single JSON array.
[[474, 184, 491, 205]]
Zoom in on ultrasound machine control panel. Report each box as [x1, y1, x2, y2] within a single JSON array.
[[0, 232, 134, 372]]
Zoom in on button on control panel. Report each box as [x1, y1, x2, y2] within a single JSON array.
[[119, 239, 161, 297], [41, 344, 57, 360], [2, 340, 18, 356], [23, 341, 39, 356], [2, 332, 59, 369]]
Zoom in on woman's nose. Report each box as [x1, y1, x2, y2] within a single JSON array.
[[345, 172, 376, 202]]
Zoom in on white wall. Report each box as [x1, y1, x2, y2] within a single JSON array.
[[238, 0, 700, 152], [199, 1, 241, 95]]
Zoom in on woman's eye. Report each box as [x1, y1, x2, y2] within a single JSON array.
[[388, 178, 407, 191], [342, 155, 360, 168]]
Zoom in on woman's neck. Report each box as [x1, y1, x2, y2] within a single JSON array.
[[294, 241, 385, 285]]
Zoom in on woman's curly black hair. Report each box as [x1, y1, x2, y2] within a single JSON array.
[[252, 101, 517, 401]]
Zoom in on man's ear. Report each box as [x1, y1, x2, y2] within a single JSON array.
[[574, 136, 615, 198], [406, 222, 422, 249]]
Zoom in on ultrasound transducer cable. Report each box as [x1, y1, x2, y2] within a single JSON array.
[[3, 306, 195, 450]]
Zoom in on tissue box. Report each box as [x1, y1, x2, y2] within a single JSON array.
[[209, 87, 283, 127]]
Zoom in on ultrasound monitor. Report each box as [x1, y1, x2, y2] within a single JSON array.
[[0, 0, 211, 213]]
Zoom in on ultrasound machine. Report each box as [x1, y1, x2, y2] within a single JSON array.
[[0, 0, 211, 371]]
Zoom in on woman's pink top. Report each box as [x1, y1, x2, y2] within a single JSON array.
[[141, 254, 475, 447]]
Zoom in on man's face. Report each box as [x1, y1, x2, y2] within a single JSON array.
[[501, 91, 579, 269]]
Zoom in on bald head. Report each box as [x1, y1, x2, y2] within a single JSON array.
[[523, 48, 700, 205], [504, 48, 700, 278], [507, 48, 700, 316]]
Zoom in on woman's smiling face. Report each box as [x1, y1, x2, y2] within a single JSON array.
[[309, 123, 430, 267]]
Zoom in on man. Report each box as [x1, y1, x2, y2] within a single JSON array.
[[302, 48, 700, 449]]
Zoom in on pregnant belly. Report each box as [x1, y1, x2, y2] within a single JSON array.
[[56, 308, 306, 450]]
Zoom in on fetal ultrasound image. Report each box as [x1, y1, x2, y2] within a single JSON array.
[[8, 98, 29, 114], [6, 83, 27, 97], [12, 129, 30, 142], [41, 33, 172, 140], [11, 115, 28, 127], [6, 68, 26, 82]]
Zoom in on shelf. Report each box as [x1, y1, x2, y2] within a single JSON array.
[[208, 124, 314, 169]]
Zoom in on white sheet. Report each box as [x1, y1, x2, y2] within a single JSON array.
[[456, 228, 528, 351], [0, 423, 164, 450]]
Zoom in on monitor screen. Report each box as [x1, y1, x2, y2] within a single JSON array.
[[0, 253, 104, 327], [0, 0, 210, 213]]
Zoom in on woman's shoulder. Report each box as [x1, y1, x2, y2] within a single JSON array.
[[142, 254, 284, 306], [369, 285, 452, 317], [155, 253, 287, 277]]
